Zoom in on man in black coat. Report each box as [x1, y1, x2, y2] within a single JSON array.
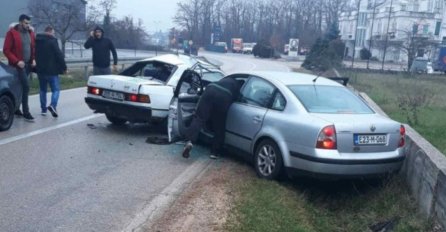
[[84, 26, 118, 75], [35, 26, 67, 117], [182, 76, 242, 159]]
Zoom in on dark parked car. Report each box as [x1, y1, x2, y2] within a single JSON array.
[[0, 61, 21, 131]]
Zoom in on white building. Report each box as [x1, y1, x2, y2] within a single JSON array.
[[339, 0, 446, 63]]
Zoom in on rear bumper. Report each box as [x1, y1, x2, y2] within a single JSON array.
[[287, 151, 404, 178], [85, 97, 152, 123]]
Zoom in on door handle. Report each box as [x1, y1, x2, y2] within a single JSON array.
[[253, 116, 262, 123]]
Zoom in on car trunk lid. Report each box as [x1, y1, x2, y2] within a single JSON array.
[[312, 113, 401, 153], [88, 75, 163, 94]]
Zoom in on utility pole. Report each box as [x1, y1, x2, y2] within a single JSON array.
[[351, 0, 362, 68], [367, 0, 378, 69], [381, 0, 394, 70]]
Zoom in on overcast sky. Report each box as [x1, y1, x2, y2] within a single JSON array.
[[114, 0, 184, 33]]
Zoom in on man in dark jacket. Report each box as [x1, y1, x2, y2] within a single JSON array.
[[35, 26, 67, 118], [2, 14, 36, 121], [182, 77, 242, 159], [84, 26, 118, 75]]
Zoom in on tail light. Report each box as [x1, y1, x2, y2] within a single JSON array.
[[127, 94, 150, 103], [316, 125, 337, 149], [399, 125, 406, 147], [88, 86, 101, 95]]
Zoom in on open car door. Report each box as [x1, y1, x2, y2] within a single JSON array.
[[167, 69, 203, 142]]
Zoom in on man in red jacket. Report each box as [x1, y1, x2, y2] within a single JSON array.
[[3, 14, 36, 121]]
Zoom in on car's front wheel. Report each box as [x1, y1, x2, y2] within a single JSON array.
[[254, 139, 283, 180], [105, 114, 127, 126], [0, 95, 14, 131]]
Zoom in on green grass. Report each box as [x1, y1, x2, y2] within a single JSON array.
[[225, 172, 434, 232], [343, 70, 446, 155], [29, 70, 87, 95]]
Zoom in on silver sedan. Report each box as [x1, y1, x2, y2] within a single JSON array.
[[169, 71, 406, 179]]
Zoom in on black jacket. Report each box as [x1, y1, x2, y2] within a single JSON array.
[[35, 33, 67, 75], [84, 27, 118, 68], [210, 76, 242, 101]]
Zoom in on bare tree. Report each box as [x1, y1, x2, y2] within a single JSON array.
[[28, 0, 88, 56]]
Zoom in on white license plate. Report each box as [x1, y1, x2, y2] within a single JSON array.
[[354, 134, 387, 145], [102, 90, 124, 101]]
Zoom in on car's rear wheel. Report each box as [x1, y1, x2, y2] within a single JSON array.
[[105, 114, 127, 125], [254, 139, 283, 180], [0, 95, 14, 131]]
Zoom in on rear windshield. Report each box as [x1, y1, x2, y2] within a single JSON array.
[[120, 61, 175, 83], [288, 85, 374, 114]]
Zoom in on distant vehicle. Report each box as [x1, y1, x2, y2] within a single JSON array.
[[253, 42, 274, 58], [169, 71, 406, 179], [410, 58, 433, 74], [0, 61, 21, 131], [432, 45, 446, 73], [231, 38, 243, 53], [242, 43, 256, 54], [85, 54, 225, 125], [214, 42, 228, 53]]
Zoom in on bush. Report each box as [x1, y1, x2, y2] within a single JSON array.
[[360, 48, 372, 60]]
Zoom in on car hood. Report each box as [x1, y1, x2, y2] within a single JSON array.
[[311, 113, 400, 134], [88, 75, 164, 94]]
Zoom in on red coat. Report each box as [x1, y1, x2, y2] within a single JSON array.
[[2, 24, 36, 67]]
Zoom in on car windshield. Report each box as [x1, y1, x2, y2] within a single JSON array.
[[288, 85, 374, 114]]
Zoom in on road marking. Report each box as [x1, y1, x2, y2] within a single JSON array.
[[0, 114, 102, 146], [122, 158, 212, 232]]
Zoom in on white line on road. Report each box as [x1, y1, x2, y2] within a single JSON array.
[[122, 158, 212, 232], [0, 114, 102, 146]]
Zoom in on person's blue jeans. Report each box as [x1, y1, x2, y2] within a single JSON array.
[[38, 75, 60, 113]]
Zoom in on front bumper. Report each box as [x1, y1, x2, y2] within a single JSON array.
[[85, 97, 151, 123]]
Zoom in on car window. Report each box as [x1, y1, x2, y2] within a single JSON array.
[[289, 85, 374, 114], [239, 77, 275, 108], [120, 61, 174, 83], [178, 71, 202, 95], [201, 71, 224, 84], [271, 91, 286, 111]]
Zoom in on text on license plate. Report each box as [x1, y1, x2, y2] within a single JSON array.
[[102, 90, 124, 101], [354, 134, 387, 145]]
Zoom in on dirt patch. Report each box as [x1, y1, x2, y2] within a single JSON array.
[[149, 158, 251, 232]]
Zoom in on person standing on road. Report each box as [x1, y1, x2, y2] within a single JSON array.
[[2, 14, 36, 121], [35, 26, 67, 118], [182, 77, 242, 159], [84, 26, 118, 75]]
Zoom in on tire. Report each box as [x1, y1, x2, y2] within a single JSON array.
[[0, 95, 14, 131], [254, 139, 284, 180], [105, 113, 127, 126]]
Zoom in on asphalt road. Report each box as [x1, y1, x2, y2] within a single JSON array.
[[0, 52, 294, 232]]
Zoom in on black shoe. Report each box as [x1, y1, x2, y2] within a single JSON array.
[[209, 154, 219, 159], [47, 106, 58, 118], [23, 113, 35, 121], [182, 141, 193, 158], [15, 109, 23, 116]]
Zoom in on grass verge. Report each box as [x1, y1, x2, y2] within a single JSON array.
[[225, 169, 435, 232], [29, 69, 87, 95], [343, 70, 446, 155]]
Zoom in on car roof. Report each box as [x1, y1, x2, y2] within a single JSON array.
[[139, 54, 216, 68], [235, 71, 344, 87]]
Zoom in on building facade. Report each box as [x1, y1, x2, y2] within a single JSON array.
[[339, 0, 446, 63]]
